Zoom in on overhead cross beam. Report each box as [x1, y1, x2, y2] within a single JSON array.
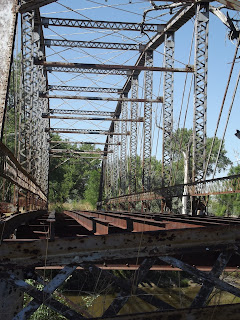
[[35, 59, 194, 73], [47, 128, 130, 135], [41, 17, 164, 32], [43, 115, 143, 122], [45, 39, 141, 51], [50, 149, 113, 155], [48, 85, 122, 93], [41, 93, 163, 103], [49, 141, 121, 146], [48, 109, 115, 116]]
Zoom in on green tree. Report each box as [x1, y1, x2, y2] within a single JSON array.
[[48, 134, 101, 205], [209, 164, 240, 217], [84, 169, 101, 206], [169, 128, 231, 185]]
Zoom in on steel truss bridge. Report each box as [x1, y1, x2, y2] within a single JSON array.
[[0, 0, 240, 319]]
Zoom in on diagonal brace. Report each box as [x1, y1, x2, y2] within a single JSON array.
[[83, 263, 174, 311], [158, 254, 240, 299], [1, 268, 84, 320], [191, 250, 233, 308], [13, 264, 78, 319], [102, 258, 156, 317]]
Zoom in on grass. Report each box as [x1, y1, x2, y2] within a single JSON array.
[[48, 200, 95, 213]]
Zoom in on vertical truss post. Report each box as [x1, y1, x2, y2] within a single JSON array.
[[34, 12, 49, 194], [162, 33, 174, 187], [97, 155, 106, 209], [129, 76, 138, 195], [142, 50, 153, 193], [106, 135, 113, 200], [19, 11, 35, 174], [113, 121, 119, 196], [193, 3, 209, 183], [19, 10, 49, 196], [120, 96, 128, 195]]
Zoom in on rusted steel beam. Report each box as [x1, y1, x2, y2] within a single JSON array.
[[35, 59, 194, 73], [0, 210, 46, 241], [43, 114, 143, 122], [49, 140, 120, 146], [48, 85, 122, 93], [50, 155, 105, 159], [0, 224, 240, 268], [92, 303, 240, 320], [44, 38, 141, 51], [41, 93, 163, 103], [0, 142, 47, 201], [106, 173, 240, 206], [47, 128, 130, 135], [63, 210, 168, 234], [50, 149, 112, 155], [35, 264, 240, 272], [0, 0, 18, 139], [48, 109, 115, 116], [107, 191, 164, 205]]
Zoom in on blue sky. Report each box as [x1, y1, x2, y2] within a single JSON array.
[[38, 0, 240, 176]]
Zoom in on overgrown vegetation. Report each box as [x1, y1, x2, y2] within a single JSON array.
[[49, 134, 101, 208], [49, 128, 238, 215]]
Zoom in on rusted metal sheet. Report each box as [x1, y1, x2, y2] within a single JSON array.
[[95, 303, 240, 320], [0, 0, 17, 138], [0, 224, 239, 268], [0, 142, 47, 201]]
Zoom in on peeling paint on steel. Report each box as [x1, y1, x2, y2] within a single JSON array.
[[0, 0, 18, 138]]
